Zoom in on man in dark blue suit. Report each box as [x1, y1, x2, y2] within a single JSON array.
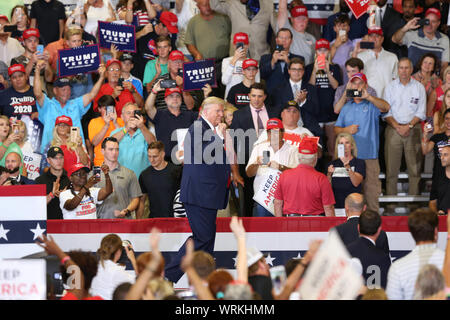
[[332, 193, 390, 254], [164, 97, 236, 283], [271, 57, 322, 139], [259, 28, 304, 96], [346, 210, 392, 289]]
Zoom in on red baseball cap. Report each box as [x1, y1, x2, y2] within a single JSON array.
[[55, 115, 73, 126], [0, 15, 9, 23], [23, 28, 40, 40], [67, 163, 90, 177], [233, 32, 249, 45], [169, 50, 184, 62], [425, 7, 441, 20], [266, 118, 284, 130], [350, 72, 368, 84], [106, 59, 122, 69], [290, 5, 308, 18], [160, 11, 179, 34], [8, 64, 26, 76], [298, 136, 318, 155], [165, 87, 182, 98], [242, 58, 258, 70], [368, 27, 383, 36], [315, 38, 330, 50]]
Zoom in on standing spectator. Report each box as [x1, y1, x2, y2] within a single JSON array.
[[88, 95, 124, 167], [0, 15, 25, 66], [9, 5, 31, 42], [222, 33, 260, 99], [0, 151, 34, 185], [35, 146, 70, 220], [274, 137, 335, 217], [413, 264, 446, 300], [117, 0, 156, 26], [331, 193, 390, 254], [96, 137, 142, 219], [30, 0, 66, 46], [0, 64, 39, 120], [355, 27, 398, 98], [346, 210, 392, 289], [59, 163, 112, 220], [226, 58, 259, 109], [383, 58, 426, 197], [145, 82, 197, 160], [0, 0, 24, 21], [245, 118, 300, 217], [143, 35, 171, 92], [412, 53, 441, 100], [175, 0, 199, 60], [428, 67, 450, 119], [119, 53, 143, 99], [433, 89, 450, 133], [429, 143, 450, 214], [0, 116, 17, 161], [386, 209, 445, 300], [327, 133, 365, 211], [110, 102, 156, 178], [305, 38, 342, 157], [209, 0, 275, 61], [93, 59, 143, 118], [33, 62, 106, 154], [392, 8, 450, 74], [138, 141, 182, 218], [164, 97, 232, 284], [84, 0, 117, 36], [277, 1, 315, 65], [0, 60, 9, 90]]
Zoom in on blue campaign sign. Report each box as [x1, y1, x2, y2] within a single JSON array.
[[98, 21, 136, 52], [58, 44, 101, 77], [182, 59, 217, 91]]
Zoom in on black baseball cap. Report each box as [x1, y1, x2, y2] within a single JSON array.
[[282, 100, 300, 111], [53, 77, 71, 88], [47, 146, 64, 158], [119, 53, 133, 62]]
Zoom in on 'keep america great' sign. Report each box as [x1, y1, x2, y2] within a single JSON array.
[[57, 44, 101, 77]]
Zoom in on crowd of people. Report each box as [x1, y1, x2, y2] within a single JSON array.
[[1, 0, 450, 301]]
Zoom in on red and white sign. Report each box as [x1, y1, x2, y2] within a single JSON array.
[[345, 0, 378, 19]]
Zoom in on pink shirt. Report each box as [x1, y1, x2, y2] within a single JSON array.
[[249, 104, 269, 133]]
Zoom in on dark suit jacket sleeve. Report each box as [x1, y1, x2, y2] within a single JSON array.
[[303, 84, 320, 119], [259, 54, 274, 80], [322, 15, 336, 42], [376, 230, 391, 255]]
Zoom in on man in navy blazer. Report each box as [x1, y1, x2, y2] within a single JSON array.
[[346, 210, 392, 289], [164, 97, 235, 283], [332, 193, 390, 254], [259, 28, 304, 96]]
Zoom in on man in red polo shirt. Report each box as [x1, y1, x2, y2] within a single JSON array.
[[93, 59, 144, 117], [274, 136, 335, 217]]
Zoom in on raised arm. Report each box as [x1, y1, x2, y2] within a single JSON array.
[[144, 79, 161, 120], [33, 61, 46, 107], [230, 216, 248, 283], [392, 17, 420, 45], [97, 164, 113, 201], [277, 0, 288, 30], [83, 64, 106, 107]]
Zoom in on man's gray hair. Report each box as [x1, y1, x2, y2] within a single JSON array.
[[224, 283, 254, 300], [413, 264, 445, 300], [298, 152, 317, 165]]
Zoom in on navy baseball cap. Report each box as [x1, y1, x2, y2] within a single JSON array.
[[54, 78, 71, 88]]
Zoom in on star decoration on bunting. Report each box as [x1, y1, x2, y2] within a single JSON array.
[[0, 224, 10, 241], [265, 253, 275, 266], [30, 223, 46, 241], [313, 5, 318, 10], [325, 5, 331, 10], [294, 253, 302, 259]]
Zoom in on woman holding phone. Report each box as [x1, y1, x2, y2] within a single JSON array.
[[327, 132, 365, 212]]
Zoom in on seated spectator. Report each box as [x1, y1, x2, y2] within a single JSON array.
[[110, 102, 156, 178], [90, 233, 137, 300], [119, 53, 143, 99], [386, 209, 445, 300], [59, 163, 112, 219], [428, 67, 450, 119], [392, 8, 450, 74], [145, 82, 197, 160], [96, 137, 142, 219], [429, 143, 450, 214], [226, 58, 259, 109], [0, 15, 25, 66], [259, 28, 304, 96], [346, 210, 392, 289], [222, 32, 260, 99], [10, 28, 53, 89], [412, 53, 441, 99], [413, 264, 446, 300], [138, 141, 182, 218], [327, 133, 365, 210], [33, 62, 106, 154], [9, 5, 31, 42], [246, 118, 300, 217], [277, 1, 316, 65], [93, 59, 143, 118], [143, 35, 171, 92], [274, 137, 335, 217], [44, 116, 90, 174], [0, 150, 34, 185], [29, 0, 65, 46], [35, 146, 71, 220], [0, 64, 39, 120]]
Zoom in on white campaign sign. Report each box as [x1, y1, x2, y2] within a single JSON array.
[[22, 152, 42, 180], [253, 167, 282, 215], [0, 259, 47, 300], [299, 231, 364, 300]]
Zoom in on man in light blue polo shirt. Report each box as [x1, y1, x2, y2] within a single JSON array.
[[33, 62, 106, 153], [335, 72, 390, 214], [110, 102, 156, 177]]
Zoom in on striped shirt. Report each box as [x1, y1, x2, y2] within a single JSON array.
[[386, 243, 445, 300], [117, 7, 151, 26]]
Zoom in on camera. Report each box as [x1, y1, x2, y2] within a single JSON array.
[[117, 77, 124, 88], [106, 105, 115, 115], [177, 68, 183, 77], [262, 150, 270, 165], [359, 41, 374, 49], [275, 44, 284, 52], [236, 42, 244, 50], [93, 166, 101, 179], [346, 89, 363, 98], [134, 110, 142, 118], [160, 79, 177, 89], [3, 25, 17, 33], [417, 18, 430, 27]]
